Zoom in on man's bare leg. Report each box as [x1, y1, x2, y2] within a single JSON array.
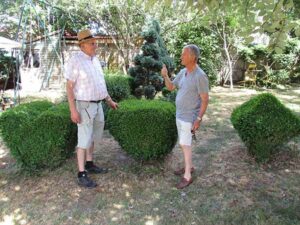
[[86, 142, 94, 162], [181, 145, 193, 180], [77, 147, 86, 172]]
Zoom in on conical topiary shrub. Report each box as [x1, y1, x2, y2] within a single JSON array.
[[231, 93, 300, 162], [128, 19, 174, 99]]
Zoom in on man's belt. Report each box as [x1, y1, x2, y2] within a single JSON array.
[[76, 99, 102, 103]]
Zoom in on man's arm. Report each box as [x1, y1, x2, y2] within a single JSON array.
[[66, 80, 81, 123], [192, 93, 209, 132], [161, 64, 176, 91]]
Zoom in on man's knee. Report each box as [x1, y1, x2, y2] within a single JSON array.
[[179, 144, 192, 149]]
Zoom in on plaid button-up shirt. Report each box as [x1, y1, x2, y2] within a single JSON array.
[[64, 51, 108, 101]]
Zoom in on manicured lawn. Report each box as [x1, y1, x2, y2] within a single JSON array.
[[0, 86, 299, 225]]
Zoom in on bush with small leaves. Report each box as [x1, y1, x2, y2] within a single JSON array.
[[0, 101, 77, 172], [128, 19, 175, 99], [231, 93, 300, 162], [105, 72, 132, 102], [103, 72, 134, 121], [161, 87, 177, 103], [107, 99, 177, 160]]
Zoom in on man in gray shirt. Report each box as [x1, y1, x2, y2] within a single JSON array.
[[161, 44, 209, 189]]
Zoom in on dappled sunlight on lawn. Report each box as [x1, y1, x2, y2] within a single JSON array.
[[144, 216, 160, 225], [0, 208, 28, 225], [0, 196, 9, 202], [211, 86, 258, 97], [274, 93, 299, 100], [0, 138, 10, 169], [0, 149, 7, 159], [0, 138, 8, 160], [286, 103, 300, 112], [0, 87, 299, 224], [292, 89, 300, 95]]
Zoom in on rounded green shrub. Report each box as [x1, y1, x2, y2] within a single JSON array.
[[107, 99, 177, 160], [105, 73, 132, 102], [103, 72, 133, 122], [231, 93, 300, 162], [0, 101, 77, 172]]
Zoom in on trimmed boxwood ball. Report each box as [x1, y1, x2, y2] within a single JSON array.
[[0, 101, 77, 172], [0, 101, 54, 152], [231, 93, 300, 162], [104, 74, 132, 102], [103, 73, 134, 122], [107, 99, 177, 160]]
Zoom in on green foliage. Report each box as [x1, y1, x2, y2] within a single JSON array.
[[104, 71, 132, 102], [231, 93, 300, 162], [0, 51, 16, 89], [0, 51, 10, 80], [239, 39, 300, 86], [284, 38, 300, 54], [161, 86, 171, 97], [167, 23, 221, 86], [238, 44, 269, 63], [238, 47, 254, 63], [266, 69, 291, 85], [107, 99, 177, 160], [272, 54, 296, 70], [129, 19, 175, 99], [161, 87, 177, 103], [103, 71, 133, 122], [0, 101, 77, 172], [252, 45, 269, 59], [286, 38, 300, 82], [144, 85, 156, 100]]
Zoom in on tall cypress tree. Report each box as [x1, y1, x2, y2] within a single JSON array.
[[129, 19, 174, 99]]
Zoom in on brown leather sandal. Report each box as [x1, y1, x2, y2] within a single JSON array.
[[176, 177, 193, 189]]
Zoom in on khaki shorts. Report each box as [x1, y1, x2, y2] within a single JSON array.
[[76, 101, 105, 149], [176, 118, 193, 146]]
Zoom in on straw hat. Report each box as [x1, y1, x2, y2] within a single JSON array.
[[77, 29, 96, 44]]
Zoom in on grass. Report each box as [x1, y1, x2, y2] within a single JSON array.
[[0, 86, 300, 225]]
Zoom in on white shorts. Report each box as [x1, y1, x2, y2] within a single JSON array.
[[76, 101, 105, 149], [176, 118, 193, 146]]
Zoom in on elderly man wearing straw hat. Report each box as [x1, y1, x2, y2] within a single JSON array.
[[65, 29, 118, 188]]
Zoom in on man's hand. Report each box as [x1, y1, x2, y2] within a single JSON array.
[[108, 100, 118, 110], [161, 64, 168, 77], [192, 119, 201, 133], [71, 109, 81, 124]]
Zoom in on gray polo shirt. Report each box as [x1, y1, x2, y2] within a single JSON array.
[[172, 65, 209, 123]]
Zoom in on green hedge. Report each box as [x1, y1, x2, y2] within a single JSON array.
[[107, 99, 177, 160], [105, 73, 133, 102], [103, 72, 134, 122], [231, 93, 300, 162], [0, 101, 77, 172]]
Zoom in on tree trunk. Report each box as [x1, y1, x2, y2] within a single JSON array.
[[222, 25, 233, 90]]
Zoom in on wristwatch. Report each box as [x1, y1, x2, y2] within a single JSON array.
[[196, 116, 202, 122]]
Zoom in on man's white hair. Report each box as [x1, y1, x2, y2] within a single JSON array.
[[184, 44, 200, 61]]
